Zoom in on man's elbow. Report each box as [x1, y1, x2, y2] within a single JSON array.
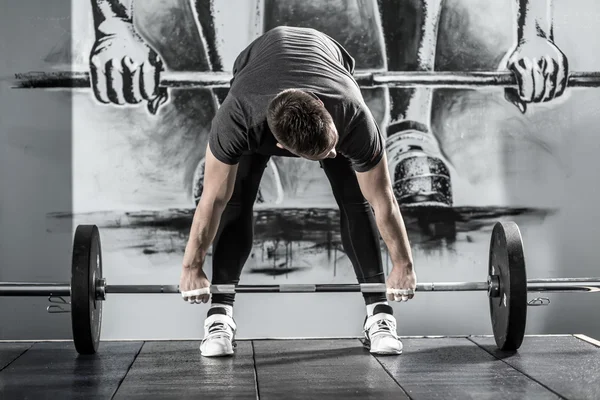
[[197, 190, 231, 213], [368, 188, 398, 217]]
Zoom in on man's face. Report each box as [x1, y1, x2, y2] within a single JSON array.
[[276, 122, 339, 161]]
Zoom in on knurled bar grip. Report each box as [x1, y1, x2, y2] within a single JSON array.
[[12, 71, 600, 89]]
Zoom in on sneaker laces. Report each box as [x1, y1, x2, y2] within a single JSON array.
[[204, 321, 232, 342], [367, 317, 397, 340]]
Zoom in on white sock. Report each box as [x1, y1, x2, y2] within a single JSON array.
[[211, 303, 233, 318], [366, 301, 389, 317]]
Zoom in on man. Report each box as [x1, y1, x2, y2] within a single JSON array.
[[87, 0, 568, 357], [179, 26, 415, 356]]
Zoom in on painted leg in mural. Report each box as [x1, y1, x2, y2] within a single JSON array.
[[321, 156, 403, 355], [198, 153, 271, 357], [377, 0, 452, 207], [191, 0, 283, 206]]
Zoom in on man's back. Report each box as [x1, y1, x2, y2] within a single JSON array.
[[230, 26, 358, 99], [210, 26, 383, 172]]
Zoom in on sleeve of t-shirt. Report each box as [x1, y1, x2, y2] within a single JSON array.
[[208, 97, 249, 165], [343, 104, 385, 173]]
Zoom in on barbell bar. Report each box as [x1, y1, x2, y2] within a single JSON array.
[[12, 70, 600, 89], [1, 279, 600, 297], [1, 221, 598, 356]]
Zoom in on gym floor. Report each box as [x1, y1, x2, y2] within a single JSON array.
[[1, 335, 599, 399]]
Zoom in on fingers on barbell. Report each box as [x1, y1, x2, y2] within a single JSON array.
[[121, 57, 144, 104], [542, 56, 558, 102], [386, 288, 415, 302], [182, 288, 210, 304], [531, 57, 547, 103], [186, 295, 209, 304], [140, 61, 159, 100], [555, 55, 569, 98], [106, 59, 126, 105], [185, 295, 209, 304], [515, 58, 535, 103], [90, 56, 110, 104]]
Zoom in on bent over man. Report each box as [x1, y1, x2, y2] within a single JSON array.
[[179, 26, 416, 356]]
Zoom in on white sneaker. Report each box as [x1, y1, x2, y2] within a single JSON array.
[[200, 309, 236, 357], [363, 304, 403, 355]]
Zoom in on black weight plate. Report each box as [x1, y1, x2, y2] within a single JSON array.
[[71, 225, 103, 354], [488, 221, 527, 351]]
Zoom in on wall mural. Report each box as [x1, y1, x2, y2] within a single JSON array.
[[24, 0, 566, 285]]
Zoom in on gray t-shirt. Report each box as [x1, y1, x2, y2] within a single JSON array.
[[208, 26, 384, 172]]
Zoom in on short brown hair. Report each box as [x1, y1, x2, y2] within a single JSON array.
[[267, 89, 335, 158]]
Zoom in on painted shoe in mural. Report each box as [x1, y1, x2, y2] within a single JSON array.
[[200, 308, 237, 357], [192, 157, 284, 206], [386, 121, 452, 207], [362, 304, 403, 355]]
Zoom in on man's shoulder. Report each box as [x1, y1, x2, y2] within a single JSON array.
[[214, 93, 248, 123], [263, 25, 328, 42]]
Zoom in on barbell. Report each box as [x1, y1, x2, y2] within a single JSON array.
[[0, 221, 599, 355], [12, 70, 600, 89]]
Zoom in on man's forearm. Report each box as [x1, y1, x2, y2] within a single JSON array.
[[188, 200, 227, 262], [91, 0, 133, 34], [517, 0, 554, 40], [372, 197, 414, 270]]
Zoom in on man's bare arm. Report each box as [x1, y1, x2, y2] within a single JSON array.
[[355, 154, 413, 270], [187, 144, 239, 264]]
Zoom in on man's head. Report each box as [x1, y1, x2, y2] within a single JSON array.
[[267, 89, 338, 160]]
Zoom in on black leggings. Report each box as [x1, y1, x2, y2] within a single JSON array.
[[211, 154, 387, 306]]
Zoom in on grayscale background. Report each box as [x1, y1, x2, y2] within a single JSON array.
[[1, 0, 599, 341]]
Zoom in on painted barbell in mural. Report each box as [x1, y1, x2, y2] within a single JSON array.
[[14, 70, 600, 90], [1, 222, 599, 355]]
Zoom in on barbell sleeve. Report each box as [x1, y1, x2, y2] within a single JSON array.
[[0, 283, 70, 297], [12, 71, 600, 89]]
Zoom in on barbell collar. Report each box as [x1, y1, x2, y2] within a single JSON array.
[[12, 71, 600, 89]]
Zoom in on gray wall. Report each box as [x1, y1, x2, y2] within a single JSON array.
[[1, 0, 599, 342], [0, 0, 73, 339]]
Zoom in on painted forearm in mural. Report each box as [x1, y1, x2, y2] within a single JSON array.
[[90, 0, 132, 33], [517, 0, 554, 40]]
